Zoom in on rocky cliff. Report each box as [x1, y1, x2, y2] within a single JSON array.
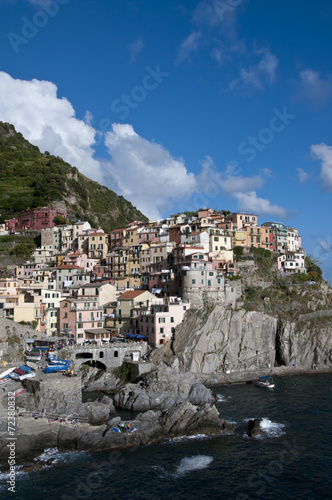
[[153, 287, 332, 376]]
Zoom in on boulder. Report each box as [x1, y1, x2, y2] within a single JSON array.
[[248, 418, 264, 438], [86, 402, 113, 426], [113, 366, 216, 411]]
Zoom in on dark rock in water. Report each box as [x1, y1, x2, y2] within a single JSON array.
[[248, 418, 264, 438], [222, 421, 235, 434]]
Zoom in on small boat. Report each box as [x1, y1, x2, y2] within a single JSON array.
[[25, 354, 41, 362], [13, 388, 25, 397], [49, 359, 71, 366], [25, 350, 42, 361], [9, 368, 26, 380], [19, 372, 36, 381], [44, 363, 70, 373], [255, 376, 275, 389], [0, 367, 15, 379], [0, 376, 10, 385]]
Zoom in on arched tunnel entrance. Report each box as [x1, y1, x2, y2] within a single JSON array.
[[79, 359, 107, 370]]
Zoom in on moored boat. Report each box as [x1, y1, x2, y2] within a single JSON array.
[[255, 376, 275, 389], [0, 367, 15, 379], [13, 388, 25, 397]]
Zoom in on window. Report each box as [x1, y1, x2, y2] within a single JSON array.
[[192, 279, 196, 285], [208, 280, 211, 286], [64, 312, 67, 318], [78, 323, 83, 328], [160, 328, 164, 334], [158, 318, 165, 323], [170, 317, 174, 323]]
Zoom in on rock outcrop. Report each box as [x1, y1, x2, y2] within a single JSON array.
[[248, 418, 264, 438], [113, 366, 215, 411], [0, 401, 225, 467]]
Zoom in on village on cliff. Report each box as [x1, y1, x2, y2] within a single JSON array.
[[0, 205, 307, 349]]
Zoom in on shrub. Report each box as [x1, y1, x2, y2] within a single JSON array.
[[120, 362, 130, 380]]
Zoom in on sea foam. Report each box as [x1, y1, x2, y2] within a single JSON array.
[[175, 455, 213, 476]]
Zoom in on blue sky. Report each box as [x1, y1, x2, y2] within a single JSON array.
[[0, 0, 331, 282]]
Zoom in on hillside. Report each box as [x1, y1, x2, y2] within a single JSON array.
[[0, 122, 147, 232]]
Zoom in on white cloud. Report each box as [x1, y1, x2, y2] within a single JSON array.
[[128, 37, 144, 62], [84, 110, 93, 126], [298, 69, 332, 106], [104, 124, 197, 219], [235, 191, 288, 218], [0, 71, 103, 182], [198, 158, 265, 194], [311, 143, 332, 192], [297, 168, 309, 184], [230, 48, 278, 91], [176, 31, 202, 64]]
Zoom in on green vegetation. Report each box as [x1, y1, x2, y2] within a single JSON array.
[[0, 121, 147, 232], [0, 233, 40, 263], [120, 362, 130, 381], [227, 274, 241, 281], [305, 255, 323, 281], [53, 214, 68, 225], [233, 246, 244, 257], [250, 246, 275, 276], [291, 273, 311, 284]]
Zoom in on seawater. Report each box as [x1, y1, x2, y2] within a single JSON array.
[[1, 373, 331, 500]]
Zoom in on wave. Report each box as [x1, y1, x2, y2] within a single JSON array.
[[175, 455, 213, 476], [242, 417, 286, 439], [216, 394, 229, 402], [169, 434, 208, 443], [258, 418, 286, 438]]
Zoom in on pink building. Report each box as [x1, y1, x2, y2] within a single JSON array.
[[62, 251, 99, 272], [277, 250, 306, 274], [59, 297, 105, 343], [138, 301, 190, 347], [227, 213, 258, 230]]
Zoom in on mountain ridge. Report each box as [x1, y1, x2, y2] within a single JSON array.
[[0, 121, 147, 232]]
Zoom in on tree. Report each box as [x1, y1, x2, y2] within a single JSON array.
[[305, 255, 323, 281], [233, 246, 244, 257], [53, 214, 68, 225]]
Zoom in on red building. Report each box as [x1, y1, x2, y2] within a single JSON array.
[[5, 206, 67, 232]]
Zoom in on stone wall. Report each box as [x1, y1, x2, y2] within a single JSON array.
[[65, 343, 150, 370]]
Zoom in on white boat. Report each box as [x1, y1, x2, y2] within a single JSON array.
[[25, 354, 41, 362], [255, 376, 275, 389], [0, 367, 15, 379], [19, 372, 36, 381], [13, 388, 25, 397]]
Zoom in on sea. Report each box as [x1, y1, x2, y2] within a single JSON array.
[[1, 373, 331, 500]]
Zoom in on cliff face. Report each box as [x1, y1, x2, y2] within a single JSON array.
[[154, 303, 332, 374]]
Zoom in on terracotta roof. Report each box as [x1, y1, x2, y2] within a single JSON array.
[[118, 290, 146, 299], [88, 232, 108, 237]]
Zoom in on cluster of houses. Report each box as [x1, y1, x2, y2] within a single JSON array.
[[0, 207, 306, 347]]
